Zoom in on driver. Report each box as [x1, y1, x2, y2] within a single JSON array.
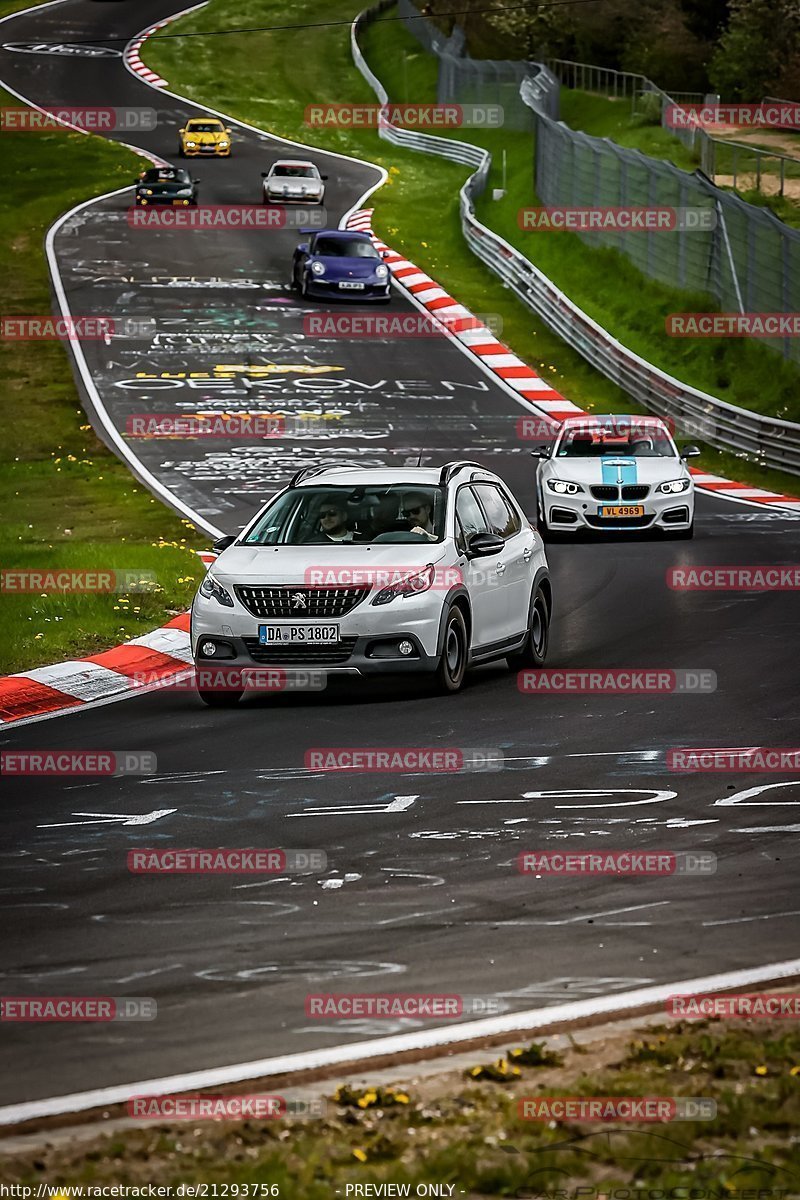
[[401, 492, 437, 541]]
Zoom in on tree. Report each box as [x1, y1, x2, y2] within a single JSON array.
[[709, 0, 800, 100]]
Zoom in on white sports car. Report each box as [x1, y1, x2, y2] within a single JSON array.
[[261, 159, 327, 204], [533, 414, 699, 539]]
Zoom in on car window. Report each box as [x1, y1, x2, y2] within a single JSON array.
[[474, 484, 521, 538], [187, 121, 223, 132], [455, 487, 489, 553], [243, 485, 445, 546], [272, 165, 317, 178], [313, 238, 379, 258]]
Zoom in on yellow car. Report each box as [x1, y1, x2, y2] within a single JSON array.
[[178, 117, 232, 158]]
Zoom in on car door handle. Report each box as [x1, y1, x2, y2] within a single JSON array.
[[495, 561, 506, 575], [522, 547, 533, 562]]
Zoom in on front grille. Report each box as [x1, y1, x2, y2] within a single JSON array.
[[235, 586, 369, 619], [621, 485, 649, 500], [586, 515, 653, 529], [243, 637, 358, 665], [591, 485, 619, 500]]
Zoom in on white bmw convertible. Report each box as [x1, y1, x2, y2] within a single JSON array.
[[532, 414, 699, 539]]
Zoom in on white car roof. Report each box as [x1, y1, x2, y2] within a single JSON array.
[[560, 413, 670, 431], [270, 159, 318, 169], [294, 465, 497, 488]]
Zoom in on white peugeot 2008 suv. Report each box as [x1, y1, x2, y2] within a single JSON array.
[[191, 462, 552, 705]]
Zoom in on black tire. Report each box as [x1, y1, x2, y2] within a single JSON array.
[[434, 606, 468, 694], [197, 688, 243, 708], [507, 585, 550, 669], [535, 490, 554, 543], [300, 274, 311, 299]]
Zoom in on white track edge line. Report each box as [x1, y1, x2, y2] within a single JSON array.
[[2, 957, 799, 1126]]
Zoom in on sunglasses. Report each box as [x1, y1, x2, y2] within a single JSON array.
[[319, 509, 341, 519]]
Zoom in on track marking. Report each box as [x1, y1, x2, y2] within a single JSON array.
[[288, 794, 418, 817], [3, 957, 798, 1126], [37, 808, 176, 829]]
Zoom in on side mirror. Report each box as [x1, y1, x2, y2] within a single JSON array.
[[321, 174, 329, 181], [467, 531, 505, 558], [212, 534, 236, 553], [193, 178, 201, 184], [261, 171, 268, 178], [381, 250, 391, 259], [529, 447, 550, 459], [296, 242, 309, 255], [680, 444, 701, 459], [179, 128, 186, 134], [225, 129, 231, 136]]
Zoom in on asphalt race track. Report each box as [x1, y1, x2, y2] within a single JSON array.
[[1, 0, 799, 1113]]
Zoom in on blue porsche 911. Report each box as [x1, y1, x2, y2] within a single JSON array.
[[291, 229, 391, 302]]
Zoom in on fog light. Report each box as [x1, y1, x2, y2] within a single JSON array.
[[201, 641, 217, 656], [398, 640, 414, 656]]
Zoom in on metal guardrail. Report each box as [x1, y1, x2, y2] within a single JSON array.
[[352, 3, 800, 477]]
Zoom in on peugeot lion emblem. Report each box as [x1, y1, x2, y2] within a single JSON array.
[[291, 592, 307, 610]]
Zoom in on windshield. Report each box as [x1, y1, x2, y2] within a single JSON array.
[[186, 121, 223, 132], [273, 165, 317, 178], [141, 168, 191, 185], [557, 421, 675, 458], [313, 238, 379, 259], [243, 485, 446, 546]]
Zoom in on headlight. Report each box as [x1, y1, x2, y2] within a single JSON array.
[[218, 140, 229, 148], [310, 260, 325, 276], [371, 564, 435, 606], [656, 478, 691, 494], [547, 479, 584, 495], [176, 188, 193, 197], [139, 189, 153, 196], [198, 573, 234, 607], [375, 264, 389, 279], [186, 140, 196, 148]]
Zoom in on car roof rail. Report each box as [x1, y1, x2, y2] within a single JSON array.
[[438, 461, 489, 486], [289, 461, 369, 488]]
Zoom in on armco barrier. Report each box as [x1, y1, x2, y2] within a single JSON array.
[[351, 3, 800, 477]]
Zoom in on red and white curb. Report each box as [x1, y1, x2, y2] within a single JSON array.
[[0, 614, 192, 726], [347, 208, 800, 511], [124, 23, 169, 89], [124, 4, 208, 89], [687, 469, 800, 510], [347, 209, 583, 426]]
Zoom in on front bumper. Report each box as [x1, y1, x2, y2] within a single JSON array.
[[181, 144, 230, 156], [543, 488, 694, 533], [192, 633, 439, 678], [191, 587, 445, 674], [265, 192, 324, 204], [304, 277, 391, 301]]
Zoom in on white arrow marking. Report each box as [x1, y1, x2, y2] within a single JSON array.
[[288, 795, 418, 818], [460, 789, 675, 809], [38, 809, 177, 829]]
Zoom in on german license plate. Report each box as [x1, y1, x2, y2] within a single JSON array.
[[339, 281, 365, 290], [259, 624, 339, 645], [597, 505, 645, 518]]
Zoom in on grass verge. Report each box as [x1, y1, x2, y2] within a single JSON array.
[[1, 1018, 798, 1191], [1, 0, 208, 674], [144, 0, 800, 500]]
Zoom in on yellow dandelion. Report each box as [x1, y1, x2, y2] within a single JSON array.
[[352, 1149, 368, 1163]]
